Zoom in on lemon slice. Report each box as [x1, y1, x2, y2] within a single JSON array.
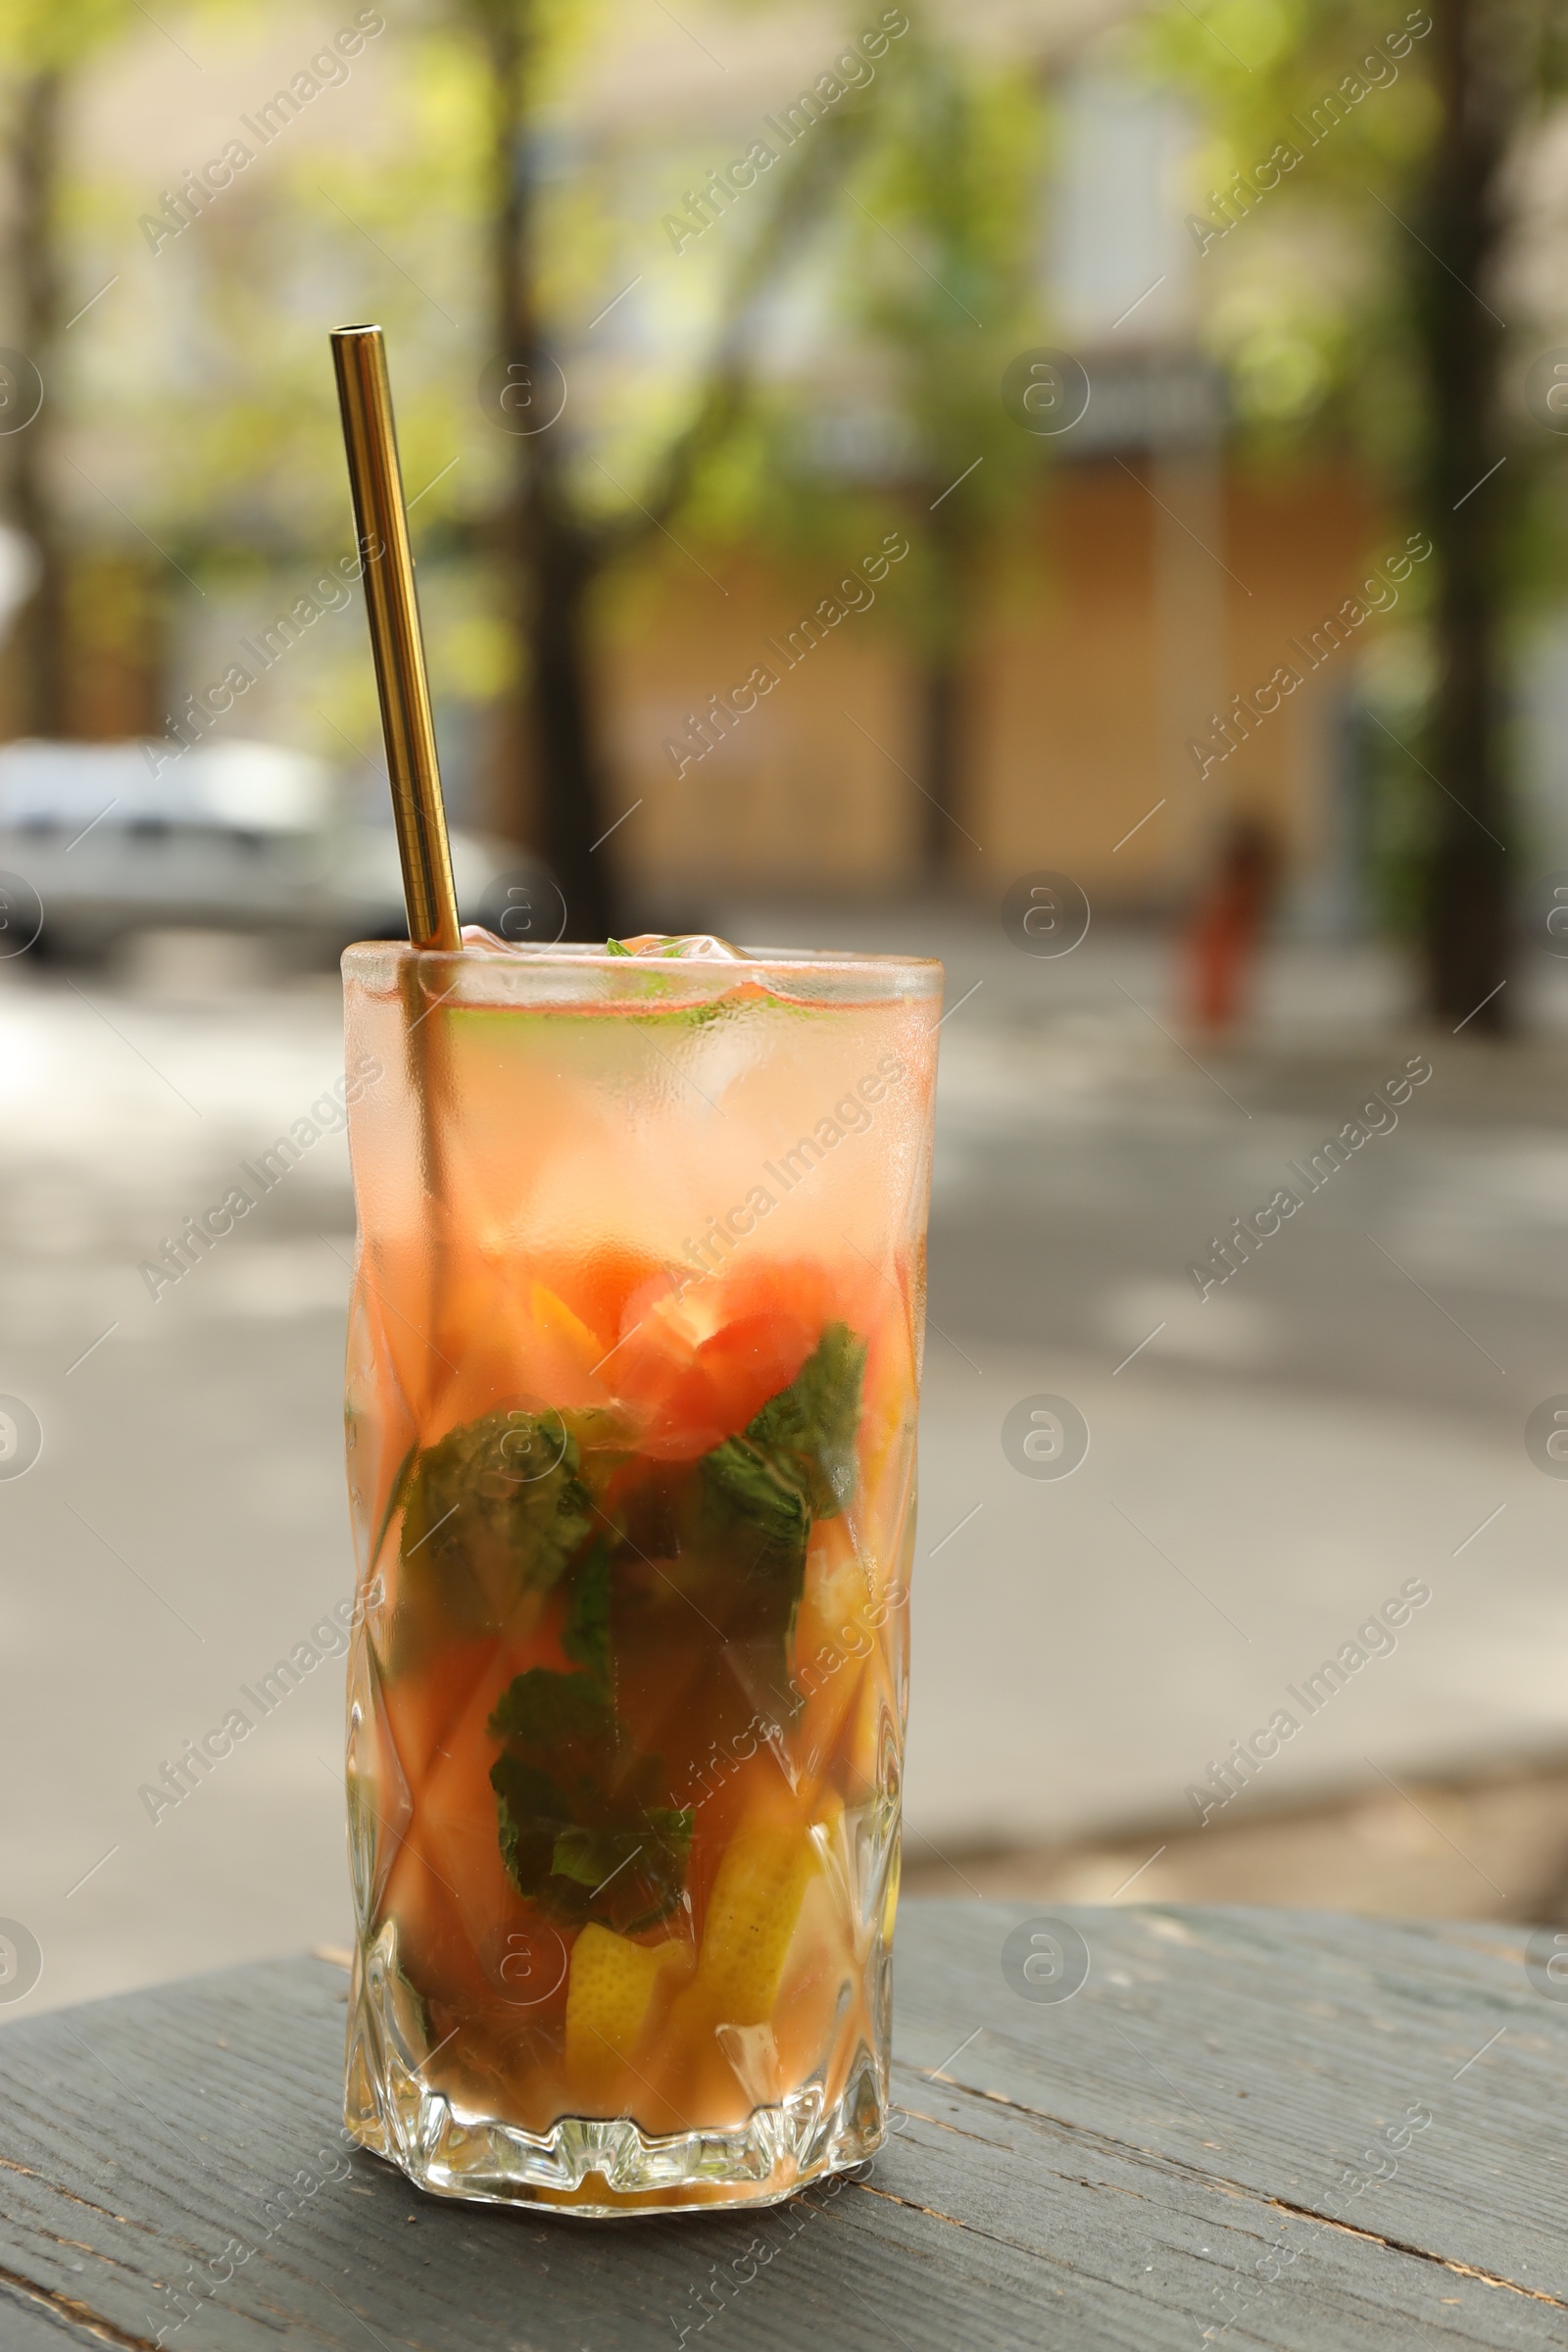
[[564, 1926, 691, 2076], [692, 1818, 820, 2028]]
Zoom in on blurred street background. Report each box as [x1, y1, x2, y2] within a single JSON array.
[[5, 0, 1568, 2013]]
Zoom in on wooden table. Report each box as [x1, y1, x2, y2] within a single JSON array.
[[1, 1902, 1563, 2351]]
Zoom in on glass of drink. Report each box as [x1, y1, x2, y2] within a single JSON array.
[[341, 931, 942, 2213]]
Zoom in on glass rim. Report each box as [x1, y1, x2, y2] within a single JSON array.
[[341, 935, 946, 1001], [343, 935, 943, 968]]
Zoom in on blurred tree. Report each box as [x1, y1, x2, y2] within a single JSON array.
[[1140, 0, 1568, 1031], [2, 25, 73, 734], [1, 0, 895, 906], [0, 1, 187, 738], [450, 0, 889, 937], [836, 24, 1048, 877], [1413, 0, 1559, 1029]]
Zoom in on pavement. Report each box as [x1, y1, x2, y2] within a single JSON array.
[[900, 1754, 1568, 1923], [4, 912, 1568, 2015]]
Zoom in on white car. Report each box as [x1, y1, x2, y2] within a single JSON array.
[[0, 738, 552, 957]]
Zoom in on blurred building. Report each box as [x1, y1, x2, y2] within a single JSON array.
[[605, 396, 1377, 920], [588, 34, 1380, 921]]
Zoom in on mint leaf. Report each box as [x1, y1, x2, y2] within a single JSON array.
[[703, 1444, 808, 1557], [705, 1322, 866, 1528], [549, 1811, 693, 1891], [561, 1537, 612, 1689], [691, 1322, 867, 1708], [490, 1663, 618, 1757], [488, 1668, 693, 1931], [396, 1409, 593, 1650]]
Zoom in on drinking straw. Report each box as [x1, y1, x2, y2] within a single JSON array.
[[329, 324, 462, 953]]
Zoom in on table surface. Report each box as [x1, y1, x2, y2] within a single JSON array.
[[1, 1901, 1563, 2352]]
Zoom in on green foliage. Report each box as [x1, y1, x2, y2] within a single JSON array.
[[845, 24, 1047, 478], [488, 1668, 693, 1931], [833, 22, 1052, 619], [1136, 0, 1568, 999], [707, 1320, 866, 1529], [660, 18, 1053, 632], [561, 1536, 612, 1685], [0, 0, 143, 72], [694, 1321, 866, 1698], [408, 1315, 868, 1926], [1130, 0, 1439, 460], [399, 1407, 593, 1642]]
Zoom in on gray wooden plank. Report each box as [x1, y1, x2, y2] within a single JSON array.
[[0, 2278, 120, 2349], [0, 1904, 1561, 2351], [894, 1903, 1568, 2300]]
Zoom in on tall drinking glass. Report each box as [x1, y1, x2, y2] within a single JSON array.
[[341, 934, 942, 2213]]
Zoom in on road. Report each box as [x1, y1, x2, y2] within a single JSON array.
[[3, 917, 1566, 2011]]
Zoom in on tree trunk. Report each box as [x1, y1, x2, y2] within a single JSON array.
[[1415, 0, 1513, 1032], [8, 68, 70, 737], [919, 656, 961, 878], [917, 501, 969, 882], [529, 530, 614, 933], [483, 2, 615, 942]]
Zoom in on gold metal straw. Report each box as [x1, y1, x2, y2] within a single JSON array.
[[330, 324, 461, 953]]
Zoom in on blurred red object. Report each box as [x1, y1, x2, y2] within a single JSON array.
[[1183, 814, 1281, 1032]]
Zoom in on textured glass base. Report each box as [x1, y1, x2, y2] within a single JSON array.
[[345, 1937, 889, 2215]]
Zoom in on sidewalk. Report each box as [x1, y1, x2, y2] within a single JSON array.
[[901, 1751, 1568, 1923], [906, 1340, 1568, 1847]]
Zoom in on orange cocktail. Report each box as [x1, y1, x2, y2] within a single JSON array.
[[340, 933, 941, 2212]]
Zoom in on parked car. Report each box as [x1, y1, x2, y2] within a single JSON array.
[[0, 738, 556, 959]]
